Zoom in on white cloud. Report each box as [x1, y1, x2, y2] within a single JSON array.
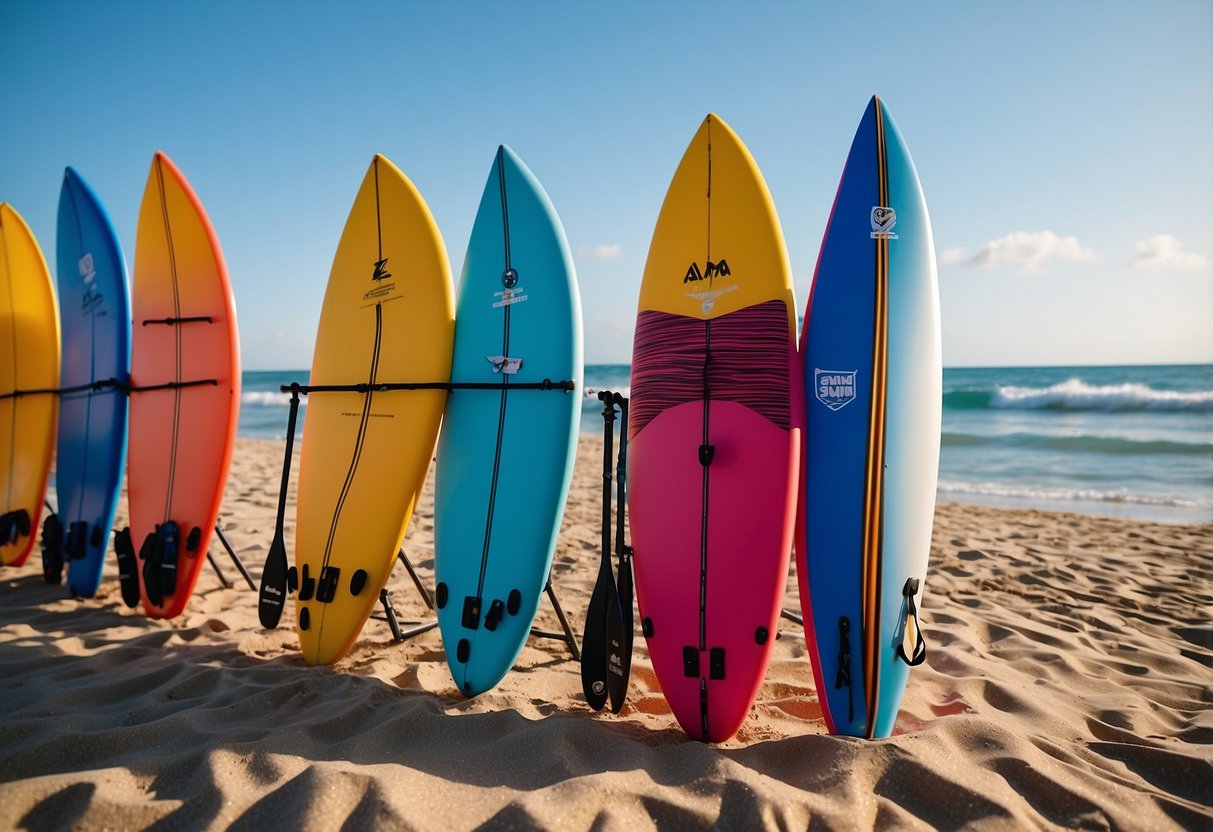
[[968, 231, 1096, 272], [1131, 234, 1208, 271], [576, 243, 622, 261], [937, 246, 967, 267]]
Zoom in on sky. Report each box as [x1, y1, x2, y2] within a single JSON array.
[[2, 1, 1210, 370]]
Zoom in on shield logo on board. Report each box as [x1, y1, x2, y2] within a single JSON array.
[[870, 206, 898, 239], [814, 369, 858, 411]]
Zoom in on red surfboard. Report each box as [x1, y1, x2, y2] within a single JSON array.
[[126, 152, 240, 619]]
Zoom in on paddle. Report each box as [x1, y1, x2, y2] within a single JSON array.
[[258, 386, 301, 628], [580, 392, 620, 710], [607, 392, 633, 713]]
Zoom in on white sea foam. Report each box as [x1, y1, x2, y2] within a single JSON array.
[[990, 378, 1213, 412], [937, 479, 1211, 510], [241, 390, 302, 407]]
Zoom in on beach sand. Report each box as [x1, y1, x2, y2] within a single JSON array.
[[1, 436, 1210, 830]]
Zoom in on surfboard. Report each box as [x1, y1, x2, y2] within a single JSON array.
[[294, 155, 453, 666], [434, 145, 582, 697], [51, 167, 131, 596], [0, 203, 59, 568], [127, 152, 240, 619], [797, 95, 941, 739], [628, 115, 800, 742]]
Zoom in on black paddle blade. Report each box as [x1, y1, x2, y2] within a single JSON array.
[[608, 557, 634, 714], [580, 556, 614, 710], [258, 531, 288, 629], [604, 576, 627, 712]]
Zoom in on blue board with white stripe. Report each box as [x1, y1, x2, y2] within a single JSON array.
[[434, 146, 582, 696], [797, 97, 941, 738], [55, 167, 131, 597]]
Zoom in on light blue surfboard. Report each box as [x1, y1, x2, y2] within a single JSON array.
[[434, 146, 582, 696], [797, 97, 941, 738], [52, 167, 131, 597]]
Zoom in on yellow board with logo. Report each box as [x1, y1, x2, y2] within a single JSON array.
[[637, 114, 796, 333], [294, 155, 454, 665]]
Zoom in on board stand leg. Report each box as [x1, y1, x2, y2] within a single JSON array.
[[378, 588, 404, 641], [530, 577, 581, 661], [776, 607, 803, 641], [207, 524, 256, 590], [397, 549, 434, 609], [213, 524, 257, 590], [373, 549, 580, 659], [372, 548, 440, 643], [206, 551, 232, 588]]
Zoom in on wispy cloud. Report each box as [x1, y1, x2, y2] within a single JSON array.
[[937, 246, 967, 267], [576, 243, 622, 261], [965, 231, 1097, 272], [1131, 234, 1208, 271]]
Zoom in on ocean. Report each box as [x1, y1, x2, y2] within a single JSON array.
[[239, 364, 1213, 524]]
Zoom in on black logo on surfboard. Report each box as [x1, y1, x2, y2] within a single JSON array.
[[683, 259, 731, 284], [372, 258, 392, 282]]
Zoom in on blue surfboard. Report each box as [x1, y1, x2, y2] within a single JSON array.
[[53, 167, 131, 597], [797, 97, 941, 738], [434, 146, 582, 696]]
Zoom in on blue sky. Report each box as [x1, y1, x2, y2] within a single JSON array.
[[2, 1, 1210, 369]]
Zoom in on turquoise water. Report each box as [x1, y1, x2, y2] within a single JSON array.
[[239, 364, 1213, 524], [935, 365, 1212, 523]]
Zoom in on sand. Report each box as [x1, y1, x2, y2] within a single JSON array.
[[1, 435, 1210, 830]]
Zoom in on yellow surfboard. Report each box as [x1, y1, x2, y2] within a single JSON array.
[[638, 115, 796, 331], [0, 204, 60, 567], [294, 155, 454, 665]]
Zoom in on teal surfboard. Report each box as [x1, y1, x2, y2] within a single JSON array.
[[434, 146, 582, 696]]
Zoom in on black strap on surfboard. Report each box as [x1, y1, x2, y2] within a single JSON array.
[[123, 378, 219, 394], [837, 616, 855, 724], [895, 577, 927, 666], [6, 376, 225, 400], [139, 521, 181, 607], [0, 509, 31, 545], [141, 315, 214, 326], [0, 376, 126, 401], [282, 379, 575, 396]]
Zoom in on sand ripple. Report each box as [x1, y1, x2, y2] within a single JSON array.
[[1, 437, 1210, 829]]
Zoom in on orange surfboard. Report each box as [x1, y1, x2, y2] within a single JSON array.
[[125, 152, 240, 618]]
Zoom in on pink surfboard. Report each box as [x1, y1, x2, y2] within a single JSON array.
[[627, 115, 800, 742]]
